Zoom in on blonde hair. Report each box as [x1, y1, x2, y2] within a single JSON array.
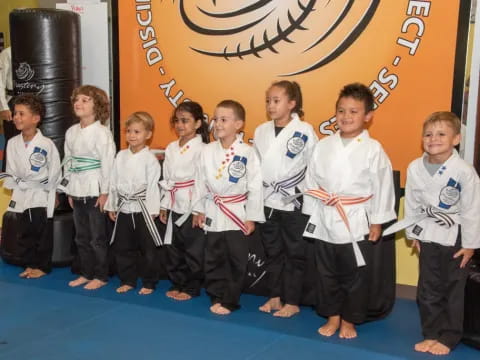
[[71, 85, 110, 124], [423, 111, 461, 135], [125, 111, 154, 132]]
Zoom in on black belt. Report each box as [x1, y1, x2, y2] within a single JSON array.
[[6, 89, 14, 97]]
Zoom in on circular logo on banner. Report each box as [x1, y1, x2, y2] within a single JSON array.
[[228, 160, 247, 179], [439, 186, 460, 207], [29, 151, 47, 169], [175, 0, 379, 75], [287, 136, 306, 155]]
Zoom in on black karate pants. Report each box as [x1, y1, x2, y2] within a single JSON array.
[[204, 230, 249, 311], [258, 207, 309, 305], [166, 212, 206, 296], [17, 207, 52, 273], [72, 197, 109, 282], [113, 212, 161, 289], [314, 239, 372, 324], [417, 235, 468, 349]]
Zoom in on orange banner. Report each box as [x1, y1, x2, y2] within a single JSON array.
[[119, 0, 462, 185]]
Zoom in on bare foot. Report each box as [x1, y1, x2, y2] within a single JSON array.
[[19, 267, 33, 278], [174, 292, 192, 301], [339, 319, 357, 339], [414, 339, 438, 352], [84, 279, 107, 290], [428, 342, 450, 356], [210, 303, 221, 312], [166, 290, 180, 299], [26, 269, 46, 279], [211, 304, 231, 315], [273, 304, 300, 318], [318, 315, 341, 337], [116, 284, 134, 293], [139, 287, 153, 295], [69, 276, 90, 287], [259, 297, 282, 313]]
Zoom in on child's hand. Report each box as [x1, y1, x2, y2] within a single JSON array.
[[54, 194, 60, 209], [0, 109, 12, 121], [68, 196, 74, 209], [95, 194, 108, 212], [159, 209, 167, 224], [453, 248, 474, 268], [244, 221, 255, 236], [368, 224, 382, 242], [192, 213, 205, 228], [411, 239, 421, 253], [108, 211, 116, 222]]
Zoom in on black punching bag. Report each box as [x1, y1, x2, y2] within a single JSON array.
[[9, 8, 81, 158]]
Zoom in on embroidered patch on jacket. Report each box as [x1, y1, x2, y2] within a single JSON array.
[[30, 147, 48, 171], [286, 131, 308, 159], [412, 225, 423, 236], [9, 200, 16, 209], [205, 217, 212, 227], [60, 178, 69, 187], [306, 223, 316, 233]]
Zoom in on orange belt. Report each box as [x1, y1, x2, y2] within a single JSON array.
[[304, 188, 373, 267]]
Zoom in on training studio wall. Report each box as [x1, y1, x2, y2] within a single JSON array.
[[117, 0, 478, 287]]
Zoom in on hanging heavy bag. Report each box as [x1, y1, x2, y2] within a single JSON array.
[[1, 9, 82, 266], [9, 8, 81, 159]]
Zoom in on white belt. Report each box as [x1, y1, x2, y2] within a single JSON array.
[[383, 206, 457, 236]]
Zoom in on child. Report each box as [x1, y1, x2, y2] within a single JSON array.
[[394, 112, 480, 355], [2, 94, 60, 278], [160, 101, 209, 301], [63, 85, 116, 290], [105, 112, 162, 295], [254, 80, 318, 317], [302, 83, 396, 338], [187, 100, 264, 315]]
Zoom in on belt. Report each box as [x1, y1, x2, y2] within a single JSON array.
[[176, 190, 249, 234], [263, 167, 306, 209], [162, 179, 195, 245], [65, 156, 101, 173], [0, 172, 55, 217], [285, 187, 372, 267], [57, 156, 102, 192], [383, 206, 457, 236], [110, 188, 163, 247]]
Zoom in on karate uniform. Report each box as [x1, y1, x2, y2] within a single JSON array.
[[105, 147, 162, 289], [253, 113, 318, 305], [160, 135, 206, 297], [3, 130, 61, 272], [303, 130, 396, 323], [192, 138, 264, 310], [64, 120, 116, 282], [405, 150, 480, 349], [0, 47, 18, 171]]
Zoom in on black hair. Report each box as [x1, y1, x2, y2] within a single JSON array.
[[172, 101, 210, 143]]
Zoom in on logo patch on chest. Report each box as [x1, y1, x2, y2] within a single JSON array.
[[30, 147, 48, 172], [228, 155, 247, 183], [286, 132, 307, 158], [438, 178, 461, 209]]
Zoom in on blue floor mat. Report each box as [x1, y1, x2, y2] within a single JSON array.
[[0, 261, 478, 359]]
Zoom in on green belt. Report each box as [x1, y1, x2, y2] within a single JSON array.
[[66, 156, 101, 173]]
